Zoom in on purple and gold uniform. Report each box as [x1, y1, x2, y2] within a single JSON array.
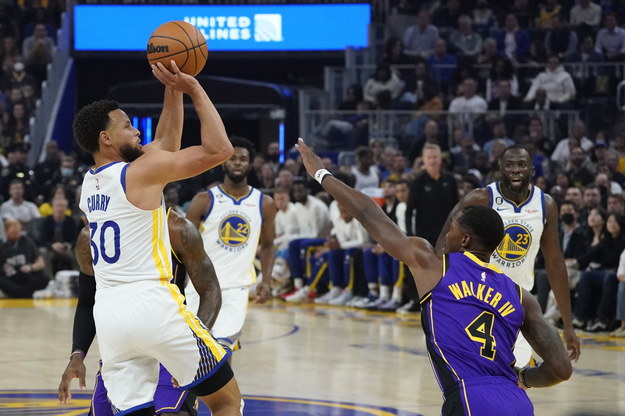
[[90, 253, 199, 416], [420, 251, 533, 416]]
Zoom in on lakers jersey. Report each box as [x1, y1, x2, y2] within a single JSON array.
[[487, 182, 546, 290], [200, 185, 263, 289], [79, 161, 172, 290], [421, 252, 524, 399]]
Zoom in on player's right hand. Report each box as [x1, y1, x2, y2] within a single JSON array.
[[151, 60, 199, 95], [58, 356, 87, 404]]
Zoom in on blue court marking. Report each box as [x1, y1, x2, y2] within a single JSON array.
[[0, 391, 424, 416], [242, 322, 300, 345]]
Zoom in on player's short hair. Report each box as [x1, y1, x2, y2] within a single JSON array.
[[355, 146, 372, 159], [229, 135, 256, 161], [457, 205, 504, 252], [500, 144, 531, 162], [73, 99, 120, 154], [422, 142, 441, 155], [395, 178, 410, 187]]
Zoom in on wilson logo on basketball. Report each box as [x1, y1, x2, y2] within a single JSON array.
[[147, 43, 169, 54]]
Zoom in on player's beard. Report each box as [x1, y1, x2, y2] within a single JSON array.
[[119, 143, 144, 162], [225, 166, 250, 184]]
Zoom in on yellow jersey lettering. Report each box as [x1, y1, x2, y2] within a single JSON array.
[[490, 292, 502, 308], [448, 283, 463, 300], [462, 281, 472, 297], [476, 283, 486, 301], [484, 287, 494, 304], [499, 302, 516, 317]]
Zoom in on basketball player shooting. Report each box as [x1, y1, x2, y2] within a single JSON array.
[[58, 209, 221, 416], [71, 61, 241, 415], [296, 138, 571, 415], [434, 145, 580, 366]]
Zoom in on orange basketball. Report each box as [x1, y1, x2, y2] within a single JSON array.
[[147, 21, 208, 76]]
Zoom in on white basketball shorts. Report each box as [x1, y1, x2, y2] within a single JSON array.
[[93, 280, 230, 414], [210, 286, 250, 350]]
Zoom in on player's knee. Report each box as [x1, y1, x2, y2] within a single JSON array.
[[125, 406, 156, 416], [192, 361, 238, 399]]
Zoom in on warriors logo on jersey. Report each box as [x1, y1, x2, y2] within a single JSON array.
[[493, 220, 534, 265], [218, 213, 252, 250]]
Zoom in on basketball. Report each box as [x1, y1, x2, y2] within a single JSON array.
[[147, 21, 208, 76]]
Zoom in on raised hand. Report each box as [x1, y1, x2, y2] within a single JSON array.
[[151, 60, 200, 95], [294, 138, 324, 178]]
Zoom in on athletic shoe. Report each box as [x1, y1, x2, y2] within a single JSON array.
[[609, 327, 625, 337], [586, 319, 608, 333], [328, 290, 353, 306], [572, 317, 586, 330], [314, 287, 342, 304], [284, 287, 310, 303], [377, 298, 401, 311], [543, 304, 561, 324], [396, 300, 420, 315], [352, 294, 379, 308], [346, 296, 365, 307]]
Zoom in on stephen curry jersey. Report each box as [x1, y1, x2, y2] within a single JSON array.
[[421, 252, 524, 399], [200, 185, 263, 289], [487, 182, 546, 290], [79, 161, 172, 290]]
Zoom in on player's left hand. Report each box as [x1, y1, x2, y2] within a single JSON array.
[[563, 326, 580, 362], [295, 138, 324, 179], [255, 281, 272, 304]]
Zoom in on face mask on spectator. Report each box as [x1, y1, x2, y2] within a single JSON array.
[[61, 168, 73, 177], [13, 62, 24, 72], [560, 213, 574, 225]]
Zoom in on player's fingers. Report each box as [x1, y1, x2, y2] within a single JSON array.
[[79, 373, 86, 390], [169, 60, 181, 74]]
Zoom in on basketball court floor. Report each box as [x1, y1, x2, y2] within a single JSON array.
[[1, 298, 624, 415]]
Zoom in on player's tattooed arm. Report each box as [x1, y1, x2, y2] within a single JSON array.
[[75, 227, 94, 276], [171, 212, 222, 329]]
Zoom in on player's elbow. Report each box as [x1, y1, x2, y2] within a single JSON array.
[[214, 141, 234, 162], [555, 359, 573, 381]]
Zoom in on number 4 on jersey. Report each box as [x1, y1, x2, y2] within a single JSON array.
[[465, 311, 497, 360]]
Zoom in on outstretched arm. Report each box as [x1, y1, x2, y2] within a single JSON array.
[[296, 138, 441, 296], [168, 211, 221, 329], [434, 188, 490, 255], [256, 195, 277, 304], [58, 228, 95, 404], [519, 288, 573, 388], [540, 194, 580, 361]]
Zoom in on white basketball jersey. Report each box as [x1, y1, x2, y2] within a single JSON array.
[[200, 185, 263, 289], [487, 182, 546, 290], [79, 162, 172, 290]]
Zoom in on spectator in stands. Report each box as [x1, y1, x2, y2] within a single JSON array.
[[608, 194, 625, 215], [276, 168, 294, 194], [566, 146, 595, 188], [476, 37, 500, 66], [544, 14, 579, 61], [488, 80, 523, 131], [605, 149, 625, 186], [432, 0, 464, 38], [509, 0, 534, 29], [382, 37, 414, 74], [580, 184, 604, 225], [351, 146, 380, 191], [496, 14, 531, 61], [3, 61, 37, 93], [407, 119, 447, 163], [402, 10, 439, 58], [570, 0, 602, 31], [483, 119, 515, 155], [594, 12, 625, 61], [426, 39, 457, 95], [22, 22, 54, 81], [485, 56, 519, 101], [526, 116, 555, 159], [449, 57, 478, 97], [0, 219, 48, 298], [524, 55, 576, 107], [259, 162, 276, 190], [565, 185, 584, 208], [39, 197, 79, 276], [34, 140, 61, 200], [1, 36, 21, 75], [363, 64, 405, 104], [1, 143, 35, 201], [56, 153, 82, 191], [571, 212, 625, 332], [0, 179, 40, 229], [400, 60, 432, 104], [447, 77, 487, 130], [472, 0, 497, 38], [163, 183, 184, 216], [449, 15, 483, 59], [338, 84, 363, 111], [551, 120, 594, 167], [38, 184, 72, 217], [536, 0, 563, 30], [568, 33, 604, 65], [4, 102, 29, 145], [596, 167, 623, 196], [524, 88, 553, 111], [265, 141, 280, 165]]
